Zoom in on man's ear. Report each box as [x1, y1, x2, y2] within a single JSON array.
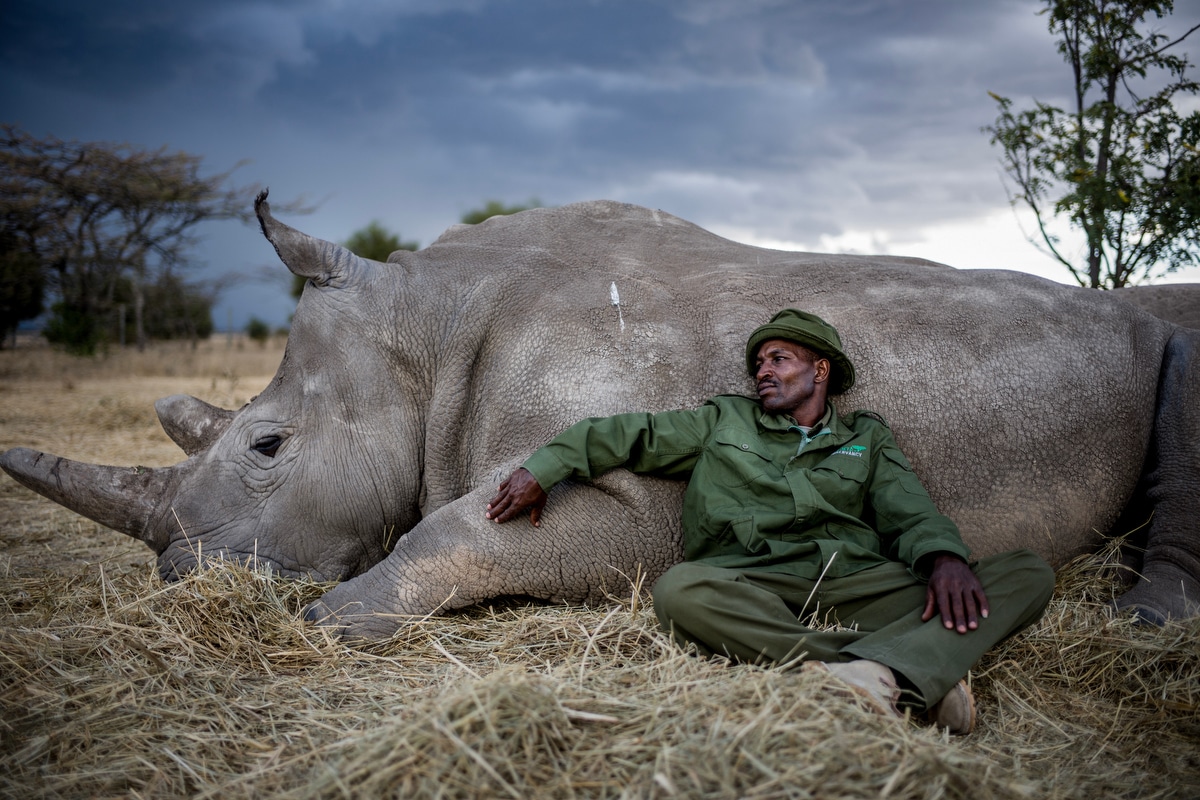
[[814, 357, 831, 383]]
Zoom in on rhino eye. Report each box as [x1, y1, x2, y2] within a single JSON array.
[[252, 435, 283, 458]]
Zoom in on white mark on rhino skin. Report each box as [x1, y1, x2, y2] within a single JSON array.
[[610, 281, 625, 332]]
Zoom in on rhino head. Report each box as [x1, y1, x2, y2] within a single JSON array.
[[0, 192, 423, 582]]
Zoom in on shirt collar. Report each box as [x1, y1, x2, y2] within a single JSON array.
[[758, 402, 835, 433]]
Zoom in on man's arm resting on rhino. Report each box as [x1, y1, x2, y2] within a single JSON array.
[[486, 409, 711, 527], [485, 467, 549, 526], [920, 552, 989, 635]]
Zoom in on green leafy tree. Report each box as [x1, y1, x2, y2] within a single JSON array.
[[1, 125, 306, 354], [346, 220, 419, 261], [987, 0, 1200, 288], [291, 221, 418, 299], [460, 199, 541, 225]]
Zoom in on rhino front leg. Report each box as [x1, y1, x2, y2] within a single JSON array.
[[304, 473, 685, 639], [1116, 328, 1200, 623]]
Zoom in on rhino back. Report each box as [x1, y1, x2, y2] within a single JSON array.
[[1114, 284, 1200, 330], [401, 201, 1172, 565]]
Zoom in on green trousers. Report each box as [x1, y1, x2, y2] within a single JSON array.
[[651, 549, 1055, 710]]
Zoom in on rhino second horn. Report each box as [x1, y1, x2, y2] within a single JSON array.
[[155, 394, 237, 456], [254, 189, 373, 283], [0, 447, 178, 550]]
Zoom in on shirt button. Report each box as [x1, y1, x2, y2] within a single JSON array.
[[741, 444, 750, 450]]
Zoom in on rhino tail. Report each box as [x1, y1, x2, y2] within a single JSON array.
[[1115, 325, 1200, 622], [254, 189, 375, 284]]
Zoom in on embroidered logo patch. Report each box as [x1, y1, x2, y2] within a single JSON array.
[[833, 445, 866, 458]]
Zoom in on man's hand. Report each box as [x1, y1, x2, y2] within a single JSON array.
[[922, 553, 989, 634], [485, 468, 549, 526]]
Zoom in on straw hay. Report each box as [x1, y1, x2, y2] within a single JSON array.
[[1, 340, 1198, 799], [0, 334, 287, 383], [2, 539, 1197, 799]]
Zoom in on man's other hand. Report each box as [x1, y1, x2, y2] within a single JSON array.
[[922, 553, 989, 634], [485, 468, 548, 526]]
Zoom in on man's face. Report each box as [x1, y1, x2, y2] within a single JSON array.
[[754, 339, 830, 421]]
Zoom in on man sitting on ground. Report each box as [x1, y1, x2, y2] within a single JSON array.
[[486, 309, 1054, 734]]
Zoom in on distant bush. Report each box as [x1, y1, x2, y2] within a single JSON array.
[[44, 302, 102, 356], [245, 317, 271, 346], [42, 273, 214, 355], [0, 236, 44, 348]]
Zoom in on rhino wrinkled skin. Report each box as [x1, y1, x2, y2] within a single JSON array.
[[3, 195, 1198, 639]]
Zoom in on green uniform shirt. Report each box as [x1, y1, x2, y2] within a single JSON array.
[[522, 395, 970, 580]]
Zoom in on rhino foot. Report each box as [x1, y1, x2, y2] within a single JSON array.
[[301, 596, 391, 640], [1113, 564, 1200, 625], [1111, 598, 1169, 626], [302, 598, 347, 628], [302, 579, 431, 640]]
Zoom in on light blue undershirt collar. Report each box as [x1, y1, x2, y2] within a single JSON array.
[[787, 406, 834, 455]]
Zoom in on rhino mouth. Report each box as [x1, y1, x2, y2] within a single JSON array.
[[157, 546, 321, 583]]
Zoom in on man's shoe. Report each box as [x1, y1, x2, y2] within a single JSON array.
[[803, 659, 902, 719], [928, 680, 975, 735]]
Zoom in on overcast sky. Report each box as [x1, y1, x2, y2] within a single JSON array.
[[3, 0, 1198, 330]]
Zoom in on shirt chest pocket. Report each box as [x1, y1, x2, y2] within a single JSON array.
[[806, 452, 871, 512], [705, 429, 776, 488]]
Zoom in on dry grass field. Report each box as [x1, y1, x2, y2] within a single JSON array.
[[1, 337, 1197, 799]]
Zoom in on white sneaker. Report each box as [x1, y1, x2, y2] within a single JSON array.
[[803, 659, 902, 719]]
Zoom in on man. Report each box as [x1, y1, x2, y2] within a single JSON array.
[[486, 309, 1054, 734]]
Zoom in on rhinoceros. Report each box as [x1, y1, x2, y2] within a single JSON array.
[[3, 195, 1198, 639], [1115, 284, 1200, 330]]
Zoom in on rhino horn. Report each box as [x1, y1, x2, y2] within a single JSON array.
[[0, 447, 180, 550], [254, 189, 373, 282], [155, 394, 237, 456]]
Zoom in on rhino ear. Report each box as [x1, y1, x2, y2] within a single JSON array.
[[155, 395, 237, 456], [254, 189, 373, 286]]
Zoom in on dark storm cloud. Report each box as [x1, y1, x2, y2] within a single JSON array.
[[0, 1, 1055, 176], [2, 1, 272, 97], [2, 0, 1197, 328]]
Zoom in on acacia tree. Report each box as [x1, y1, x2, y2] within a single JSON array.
[[0, 230, 44, 348], [0, 126, 296, 353], [987, 0, 1200, 288]]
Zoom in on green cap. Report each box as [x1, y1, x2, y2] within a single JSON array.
[[745, 309, 856, 394]]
